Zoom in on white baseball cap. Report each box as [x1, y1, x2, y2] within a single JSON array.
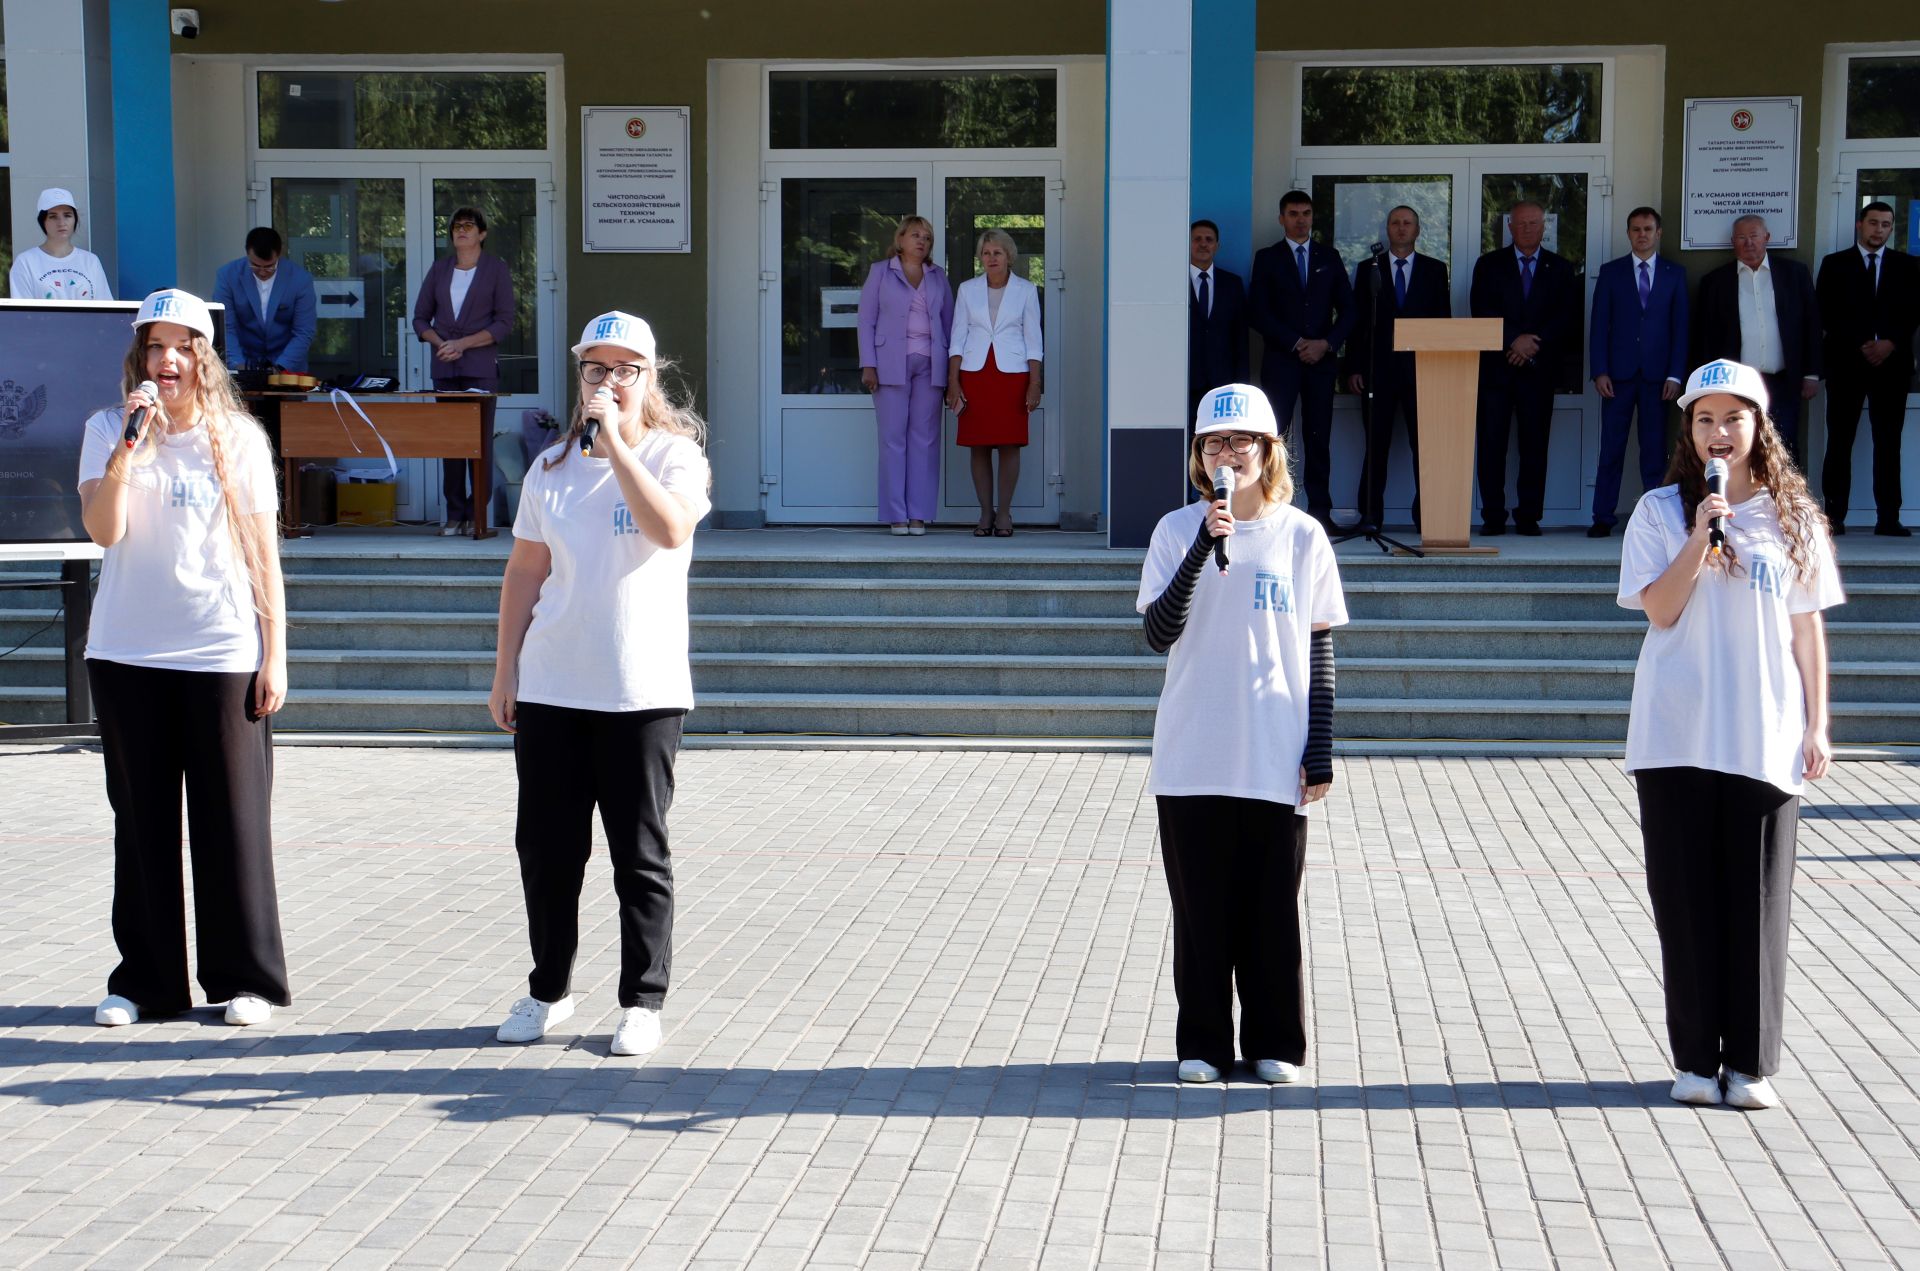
[[1678, 359, 1771, 413], [132, 289, 216, 343], [36, 187, 78, 215], [1194, 383, 1280, 437], [571, 311, 657, 363]]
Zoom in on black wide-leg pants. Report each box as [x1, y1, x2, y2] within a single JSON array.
[[512, 701, 683, 1009], [1156, 795, 1308, 1071], [87, 658, 291, 1013], [1636, 766, 1799, 1078]]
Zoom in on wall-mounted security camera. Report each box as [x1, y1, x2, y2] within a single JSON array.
[[170, 8, 201, 38]]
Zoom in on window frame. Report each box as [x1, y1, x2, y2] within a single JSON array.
[[248, 57, 561, 161], [758, 59, 1068, 162], [1292, 55, 1615, 158]]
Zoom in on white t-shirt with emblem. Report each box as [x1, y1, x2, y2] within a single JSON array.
[[1136, 500, 1349, 809], [9, 246, 114, 301], [1618, 484, 1844, 794], [512, 431, 713, 713], [78, 409, 277, 672]]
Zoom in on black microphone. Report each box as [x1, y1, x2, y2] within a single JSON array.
[[1211, 465, 1235, 574], [123, 380, 160, 446], [1705, 457, 1729, 553], [581, 384, 613, 455]]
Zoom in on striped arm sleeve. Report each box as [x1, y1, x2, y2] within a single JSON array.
[[1141, 522, 1216, 653], [1302, 627, 1335, 785]]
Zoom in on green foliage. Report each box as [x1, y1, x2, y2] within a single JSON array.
[[1847, 58, 1920, 140], [258, 71, 545, 150], [771, 71, 1055, 150], [1302, 64, 1600, 147]]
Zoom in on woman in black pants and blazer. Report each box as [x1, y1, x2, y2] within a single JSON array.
[[413, 204, 515, 535]]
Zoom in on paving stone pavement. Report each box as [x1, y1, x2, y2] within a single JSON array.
[[1, 745, 1918, 1270]]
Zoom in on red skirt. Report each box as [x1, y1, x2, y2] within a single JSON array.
[[956, 348, 1031, 447]]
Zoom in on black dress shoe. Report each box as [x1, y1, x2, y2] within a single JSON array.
[[1516, 521, 1542, 537], [1480, 521, 1507, 537], [1875, 523, 1913, 537], [1315, 514, 1342, 536], [1830, 521, 1846, 536], [1586, 522, 1612, 538]]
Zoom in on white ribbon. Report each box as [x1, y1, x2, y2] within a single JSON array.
[[324, 388, 399, 479]]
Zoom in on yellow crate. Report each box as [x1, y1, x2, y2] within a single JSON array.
[[336, 482, 398, 526]]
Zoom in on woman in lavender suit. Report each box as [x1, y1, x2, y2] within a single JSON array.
[[413, 205, 516, 535], [858, 216, 953, 535]]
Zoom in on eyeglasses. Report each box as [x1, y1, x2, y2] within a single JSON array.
[[450, 220, 480, 232], [1198, 433, 1260, 455], [580, 362, 646, 386]]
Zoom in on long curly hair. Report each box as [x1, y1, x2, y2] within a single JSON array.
[[545, 353, 708, 480], [116, 329, 278, 619], [1666, 392, 1825, 583]]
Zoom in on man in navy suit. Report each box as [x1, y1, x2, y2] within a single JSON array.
[[1588, 207, 1689, 536], [1187, 219, 1249, 429], [210, 227, 318, 372], [1691, 215, 1822, 465], [1249, 190, 1354, 529], [1818, 201, 1920, 535], [1470, 201, 1582, 535], [1343, 205, 1451, 533]]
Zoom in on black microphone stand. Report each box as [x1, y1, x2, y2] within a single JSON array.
[[1333, 251, 1421, 557]]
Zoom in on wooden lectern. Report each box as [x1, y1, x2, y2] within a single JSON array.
[[1394, 318, 1505, 555]]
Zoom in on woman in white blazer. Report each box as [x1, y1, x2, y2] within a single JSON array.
[[946, 230, 1043, 537]]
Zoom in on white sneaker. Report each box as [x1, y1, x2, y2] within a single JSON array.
[[1253, 1059, 1301, 1084], [95, 995, 138, 1027], [1723, 1070, 1780, 1110], [889, 523, 910, 536], [496, 994, 573, 1044], [610, 1006, 662, 1057], [224, 994, 273, 1026], [908, 521, 927, 536], [1177, 1059, 1221, 1083], [1670, 1071, 1723, 1105]]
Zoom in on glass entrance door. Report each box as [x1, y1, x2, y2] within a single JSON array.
[[254, 161, 555, 521], [1833, 156, 1920, 527], [761, 161, 1062, 525]]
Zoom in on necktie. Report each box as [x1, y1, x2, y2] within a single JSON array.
[[1296, 244, 1308, 287], [1520, 255, 1535, 299], [1638, 260, 1651, 310], [1394, 257, 1408, 308], [1867, 252, 1880, 293], [1197, 270, 1210, 318]]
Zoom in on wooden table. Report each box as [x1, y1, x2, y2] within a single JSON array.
[[272, 392, 500, 539], [0, 541, 105, 740]]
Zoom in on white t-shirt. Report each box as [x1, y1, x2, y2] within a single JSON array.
[[1618, 485, 1844, 794], [78, 409, 278, 672], [512, 432, 714, 713], [9, 245, 114, 301], [449, 265, 476, 319], [1136, 500, 1349, 809]]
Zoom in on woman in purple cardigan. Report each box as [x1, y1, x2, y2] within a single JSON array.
[[858, 216, 952, 534], [413, 206, 516, 535]]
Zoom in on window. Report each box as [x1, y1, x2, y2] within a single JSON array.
[[1847, 57, 1920, 140], [770, 70, 1056, 149], [1301, 64, 1602, 147], [257, 71, 547, 150], [0, 57, 10, 285]]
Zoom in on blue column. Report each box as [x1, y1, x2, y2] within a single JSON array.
[[1188, 0, 1255, 281], [109, 0, 177, 298]]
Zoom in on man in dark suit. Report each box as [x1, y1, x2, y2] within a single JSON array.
[[1588, 207, 1689, 536], [1818, 201, 1920, 535], [1187, 219, 1249, 429], [1342, 204, 1451, 533], [1691, 214, 1822, 464], [1469, 200, 1582, 535], [1249, 190, 1354, 529]]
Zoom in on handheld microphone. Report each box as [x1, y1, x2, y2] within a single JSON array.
[[123, 381, 160, 446], [1211, 465, 1235, 574], [1704, 457, 1729, 554], [581, 385, 613, 455]]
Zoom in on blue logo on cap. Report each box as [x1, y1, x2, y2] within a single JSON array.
[[1698, 362, 1736, 389], [1211, 392, 1249, 420], [151, 295, 180, 318], [594, 315, 628, 342]]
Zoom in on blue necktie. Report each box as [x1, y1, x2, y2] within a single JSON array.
[[1296, 244, 1308, 287], [1394, 258, 1408, 308], [1520, 254, 1535, 299], [1638, 260, 1651, 310]]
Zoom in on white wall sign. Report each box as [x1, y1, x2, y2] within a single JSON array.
[[1681, 96, 1800, 251], [581, 106, 691, 253], [313, 279, 366, 319]]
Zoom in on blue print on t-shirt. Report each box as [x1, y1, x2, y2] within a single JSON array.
[[1254, 571, 1293, 613], [170, 475, 219, 509], [1749, 554, 1788, 600], [613, 504, 639, 536]]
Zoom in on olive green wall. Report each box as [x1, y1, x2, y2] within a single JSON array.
[[1257, 5, 1920, 269], [178, 0, 1104, 420]]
